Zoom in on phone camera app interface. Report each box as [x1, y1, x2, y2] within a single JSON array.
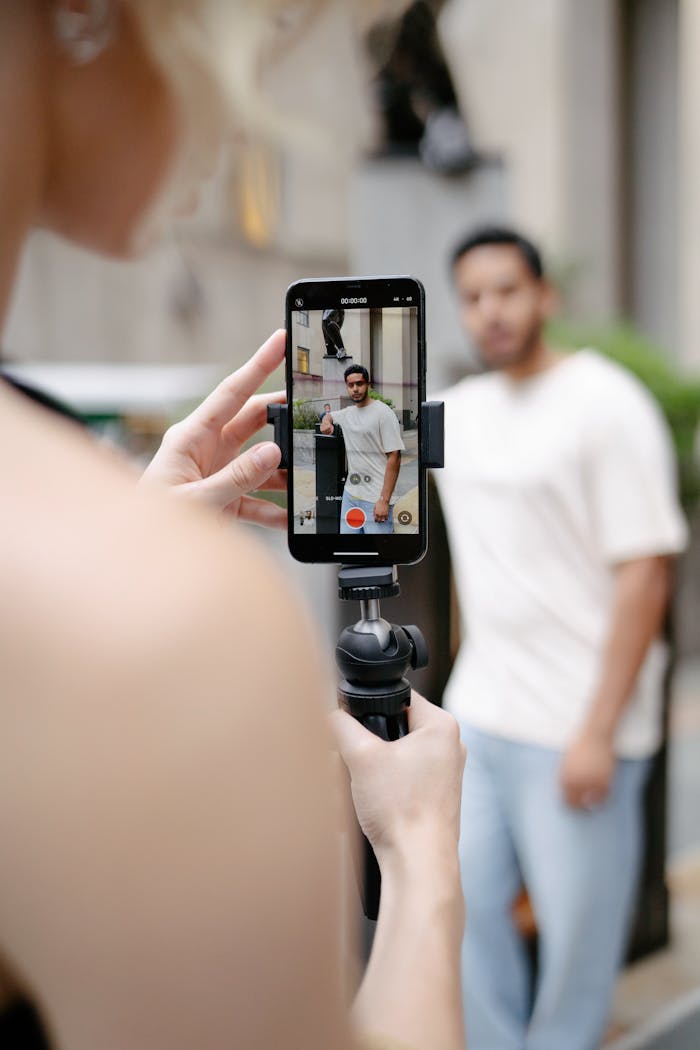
[[291, 305, 419, 537]]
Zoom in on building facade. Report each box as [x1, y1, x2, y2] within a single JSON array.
[[4, 1, 699, 376]]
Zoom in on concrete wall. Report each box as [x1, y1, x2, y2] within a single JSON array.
[[439, 0, 621, 321], [7, 1, 700, 375], [3, 221, 346, 374], [350, 159, 507, 392], [625, 0, 680, 355], [678, 0, 700, 369], [439, 0, 569, 253], [561, 0, 620, 321], [369, 306, 418, 420], [437, 0, 700, 367]]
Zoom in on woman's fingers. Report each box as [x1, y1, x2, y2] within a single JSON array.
[[255, 469, 287, 492], [188, 330, 286, 434], [187, 441, 282, 510], [330, 707, 383, 767], [227, 494, 287, 529], [407, 691, 455, 731], [331, 694, 451, 766], [219, 390, 286, 453]]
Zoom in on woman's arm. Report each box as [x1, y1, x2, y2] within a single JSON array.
[[0, 388, 466, 1050], [0, 394, 350, 1048], [335, 697, 466, 1050]]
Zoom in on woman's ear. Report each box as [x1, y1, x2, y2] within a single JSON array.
[[52, 0, 118, 66]]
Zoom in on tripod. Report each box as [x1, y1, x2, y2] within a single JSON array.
[[267, 398, 445, 917], [336, 564, 428, 920]]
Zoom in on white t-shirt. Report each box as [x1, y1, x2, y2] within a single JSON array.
[[333, 399, 405, 504], [434, 350, 687, 758]]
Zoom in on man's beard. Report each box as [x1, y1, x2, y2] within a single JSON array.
[[478, 318, 542, 372]]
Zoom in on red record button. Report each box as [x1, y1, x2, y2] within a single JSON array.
[[345, 507, 366, 530]]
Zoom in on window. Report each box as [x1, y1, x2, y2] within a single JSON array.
[[297, 310, 309, 327], [297, 347, 310, 374]]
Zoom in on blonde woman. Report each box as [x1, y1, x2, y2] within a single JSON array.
[[0, 3, 466, 1049]]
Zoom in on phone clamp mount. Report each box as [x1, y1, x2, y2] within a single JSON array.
[[266, 400, 444, 474]]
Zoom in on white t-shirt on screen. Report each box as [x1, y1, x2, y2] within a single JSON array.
[[434, 350, 687, 758], [333, 399, 405, 504]]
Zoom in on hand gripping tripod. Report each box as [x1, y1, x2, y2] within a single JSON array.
[[336, 564, 428, 920]]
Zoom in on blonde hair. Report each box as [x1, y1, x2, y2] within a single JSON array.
[[126, 0, 408, 246], [132, 1, 408, 130]]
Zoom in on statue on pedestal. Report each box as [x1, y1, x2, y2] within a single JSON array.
[[322, 308, 348, 359]]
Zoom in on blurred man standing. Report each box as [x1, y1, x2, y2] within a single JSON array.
[[435, 227, 687, 1050]]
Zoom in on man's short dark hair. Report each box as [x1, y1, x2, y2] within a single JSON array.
[[344, 364, 370, 383], [451, 226, 544, 280]]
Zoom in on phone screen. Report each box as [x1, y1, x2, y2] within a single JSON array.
[[285, 276, 426, 565]]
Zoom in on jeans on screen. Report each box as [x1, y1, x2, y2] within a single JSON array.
[[459, 724, 651, 1050]]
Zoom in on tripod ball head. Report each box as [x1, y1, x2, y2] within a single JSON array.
[[336, 623, 413, 686], [336, 620, 428, 721]]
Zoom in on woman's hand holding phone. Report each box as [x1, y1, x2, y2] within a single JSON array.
[[142, 330, 288, 527]]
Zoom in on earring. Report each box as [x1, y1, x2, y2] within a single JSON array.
[[52, 0, 117, 66]]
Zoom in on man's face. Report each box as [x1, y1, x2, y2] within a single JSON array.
[[345, 373, 369, 402], [453, 245, 551, 370]]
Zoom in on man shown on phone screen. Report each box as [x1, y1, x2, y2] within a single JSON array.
[[320, 364, 404, 534]]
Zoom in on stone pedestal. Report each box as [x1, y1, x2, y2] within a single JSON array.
[[350, 159, 506, 391], [322, 353, 354, 399]]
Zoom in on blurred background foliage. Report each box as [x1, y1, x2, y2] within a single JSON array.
[[550, 320, 700, 513], [292, 399, 321, 430], [293, 388, 396, 430], [369, 389, 395, 408]]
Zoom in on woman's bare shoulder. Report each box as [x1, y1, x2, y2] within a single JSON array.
[[0, 381, 334, 779], [0, 385, 333, 766], [0, 386, 300, 662], [0, 387, 351, 1050]]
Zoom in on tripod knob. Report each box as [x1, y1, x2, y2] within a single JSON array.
[[338, 564, 401, 601], [403, 624, 429, 670]]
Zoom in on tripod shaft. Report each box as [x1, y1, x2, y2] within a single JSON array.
[[358, 708, 409, 919]]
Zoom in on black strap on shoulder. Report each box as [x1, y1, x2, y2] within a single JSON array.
[[1, 372, 85, 427]]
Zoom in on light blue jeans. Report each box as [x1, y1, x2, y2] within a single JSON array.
[[460, 724, 651, 1050], [340, 490, 394, 534]]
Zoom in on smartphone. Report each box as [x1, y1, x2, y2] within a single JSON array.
[[285, 275, 427, 565]]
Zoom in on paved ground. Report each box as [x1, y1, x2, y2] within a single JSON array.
[[606, 656, 700, 1045], [669, 657, 700, 857]]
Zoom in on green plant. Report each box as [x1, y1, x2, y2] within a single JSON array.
[[293, 391, 395, 428], [292, 399, 321, 430], [369, 389, 395, 408], [548, 320, 700, 511]]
